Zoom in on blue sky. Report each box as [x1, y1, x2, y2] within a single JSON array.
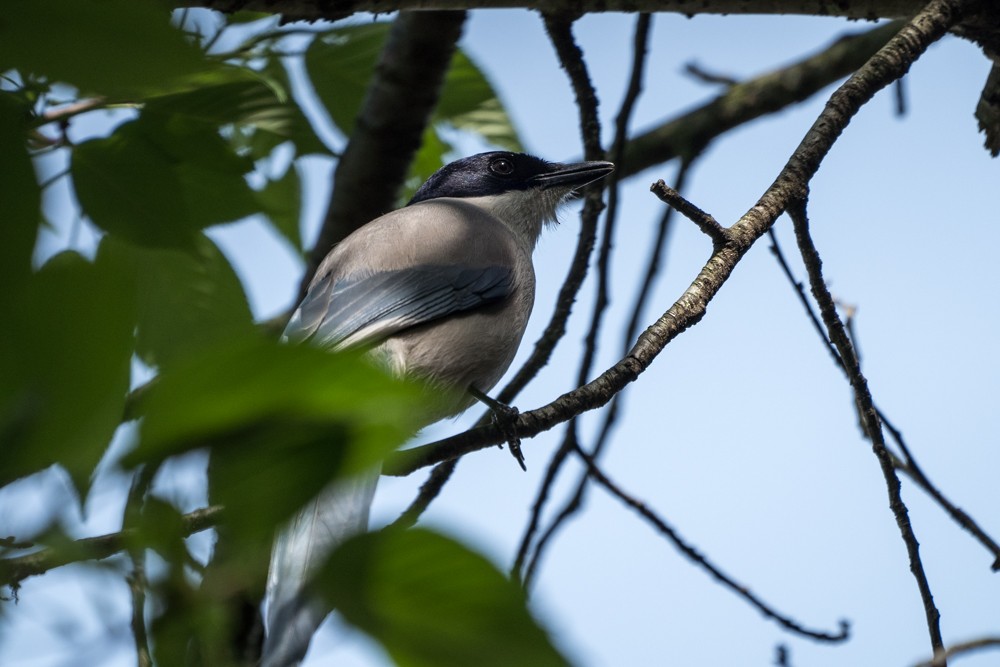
[[2, 8, 998, 667]]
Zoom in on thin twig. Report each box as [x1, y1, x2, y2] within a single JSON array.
[[651, 180, 729, 247], [0, 506, 223, 586], [514, 12, 651, 585], [125, 468, 155, 667], [520, 157, 695, 587], [494, 11, 607, 406], [570, 441, 850, 643], [390, 459, 459, 530], [769, 230, 1000, 570], [915, 636, 1000, 667], [787, 198, 944, 658]]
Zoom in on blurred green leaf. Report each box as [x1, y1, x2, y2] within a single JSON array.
[[321, 527, 571, 667], [126, 339, 426, 548], [0, 92, 40, 299], [0, 0, 212, 98], [101, 234, 255, 369], [257, 162, 304, 254], [72, 114, 257, 246], [306, 23, 391, 137], [0, 249, 135, 493], [436, 51, 523, 152]]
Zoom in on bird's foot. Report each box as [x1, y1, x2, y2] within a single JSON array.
[[468, 386, 526, 471]]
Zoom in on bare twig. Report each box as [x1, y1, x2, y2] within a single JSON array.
[[787, 198, 944, 657], [519, 157, 695, 587], [684, 61, 739, 86], [125, 468, 155, 667], [915, 636, 1000, 667], [570, 441, 850, 642], [390, 459, 459, 530], [650, 180, 729, 247], [769, 230, 1000, 570], [514, 12, 651, 585]]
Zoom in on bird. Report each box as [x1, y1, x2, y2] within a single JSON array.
[[261, 151, 614, 666]]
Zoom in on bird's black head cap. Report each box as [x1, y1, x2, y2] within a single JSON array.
[[409, 152, 613, 205]]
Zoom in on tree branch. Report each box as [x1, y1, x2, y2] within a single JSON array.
[[787, 198, 945, 657], [915, 636, 1000, 667], [619, 20, 904, 175], [515, 12, 652, 585], [570, 442, 850, 643], [181, 0, 935, 24], [383, 0, 969, 477], [0, 506, 222, 587]]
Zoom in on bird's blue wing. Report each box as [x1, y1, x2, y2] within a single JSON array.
[[284, 264, 514, 350]]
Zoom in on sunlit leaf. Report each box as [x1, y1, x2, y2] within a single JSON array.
[[436, 51, 523, 152], [0, 249, 135, 494], [0, 0, 212, 97], [321, 528, 572, 667], [72, 114, 257, 246]]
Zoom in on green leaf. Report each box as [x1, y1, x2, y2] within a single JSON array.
[[247, 59, 332, 158], [143, 73, 286, 128], [72, 114, 257, 246], [436, 51, 523, 152], [321, 528, 571, 667], [257, 162, 304, 254], [102, 234, 255, 369], [0, 0, 213, 98], [305, 23, 392, 136], [126, 339, 427, 548], [304, 23, 521, 157], [0, 92, 41, 299], [0, 249, 135, 493]]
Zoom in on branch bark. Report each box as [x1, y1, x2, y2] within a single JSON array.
[[0, 506, 222, 587], [182, 0, 932, 23]]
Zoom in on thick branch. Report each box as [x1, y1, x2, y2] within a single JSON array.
[[183, 0, 929, 23], [620, 20, 903, 175]]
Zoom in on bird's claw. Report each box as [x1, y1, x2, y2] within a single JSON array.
[[468, 386, 526, 471]]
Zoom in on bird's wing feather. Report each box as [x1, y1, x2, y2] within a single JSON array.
[[284, 264, 514, 350]]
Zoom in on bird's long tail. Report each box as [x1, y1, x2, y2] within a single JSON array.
[[262, 471, 379, 667]]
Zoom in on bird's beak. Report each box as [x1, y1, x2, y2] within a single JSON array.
[[530, 160, 615, 190]]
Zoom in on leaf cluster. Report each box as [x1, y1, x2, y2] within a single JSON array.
[[0, 3, 562, 666]]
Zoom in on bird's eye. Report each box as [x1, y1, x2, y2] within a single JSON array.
[[489, 157, 515, 177]]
